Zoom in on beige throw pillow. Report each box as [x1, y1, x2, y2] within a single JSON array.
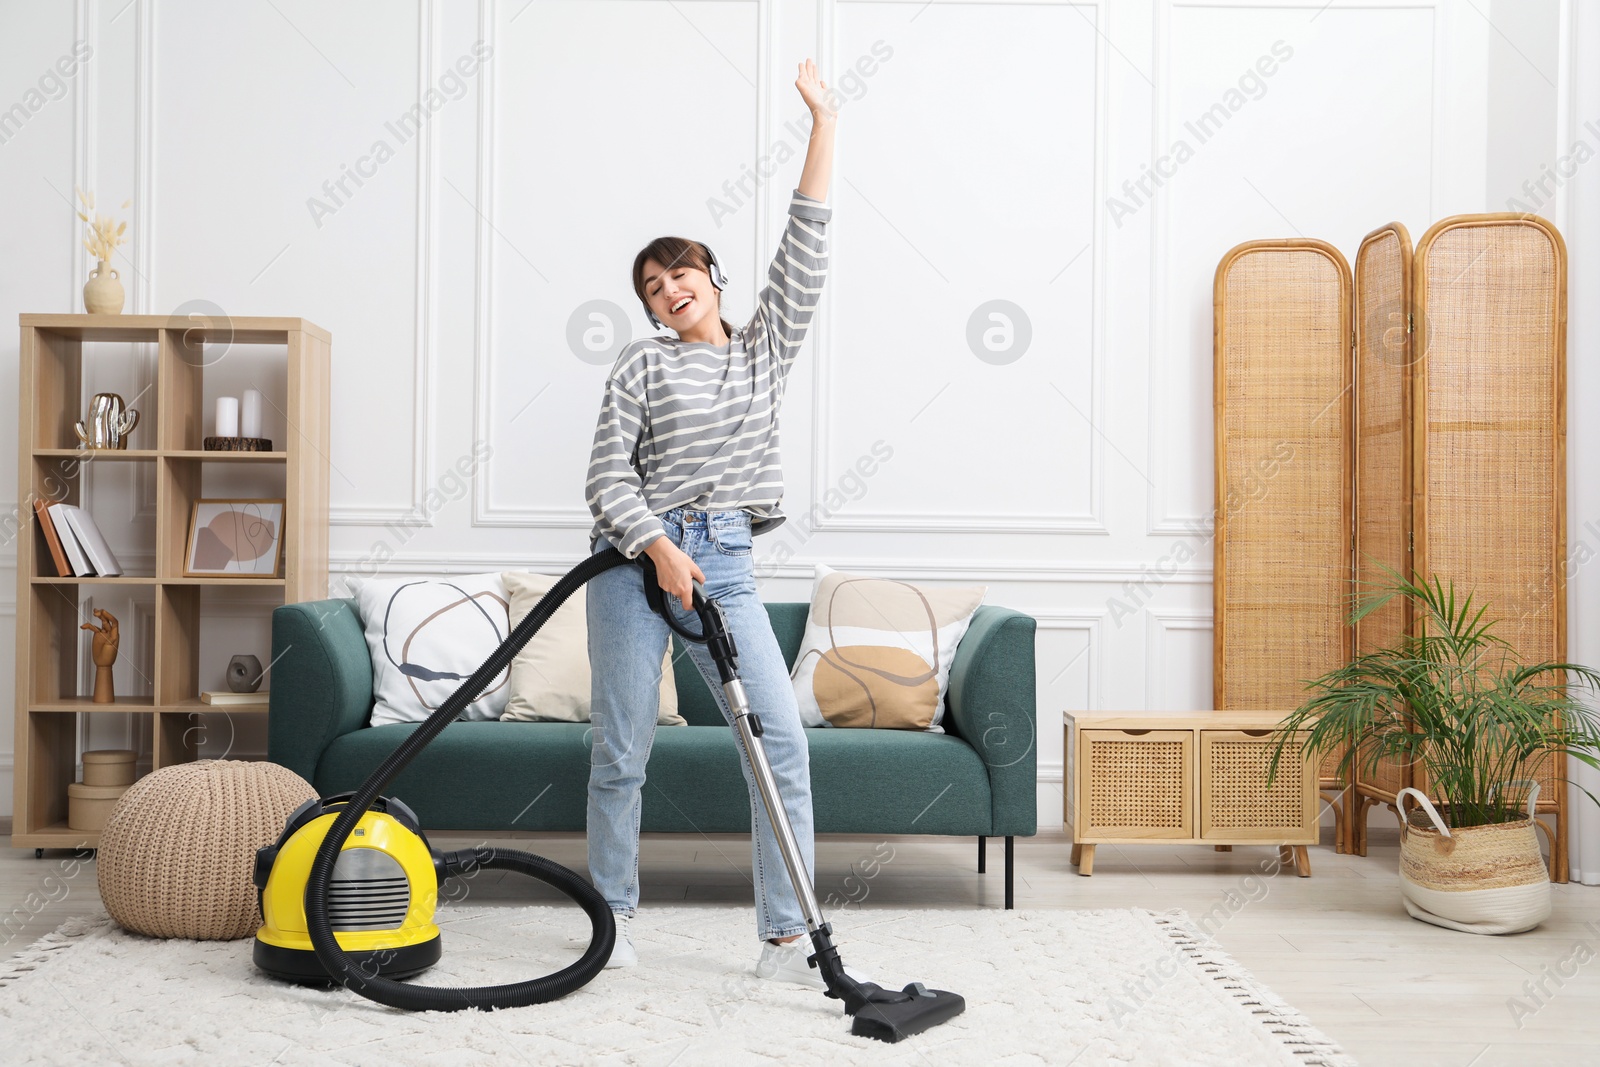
[[791, 564, 986, 732], [499, 571, 684, 725]]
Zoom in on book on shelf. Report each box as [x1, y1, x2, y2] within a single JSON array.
[[200, 690, 269, 706], [44, 503, 121, 577], [32, 498, 70, 576], [45, 503, 93, 575], [59, 505, 122, 576]]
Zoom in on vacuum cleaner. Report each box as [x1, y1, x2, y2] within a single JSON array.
[[253, 545, 965, 1042]]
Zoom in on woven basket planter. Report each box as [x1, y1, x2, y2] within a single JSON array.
[[1396, 786, 1551, 935], [97, 759, 316, 940]]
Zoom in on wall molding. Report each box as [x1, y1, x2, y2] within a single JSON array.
[[133, 0, 157, 520], [72, 0, 96, 308], [1147, 0, 1445, 535], [469, 0, 585, 528], [0, 548, 13, 615], [1144, 605, 1212, 709], [323, 546, 1212, 584], [811, 0, 1110, 534], [1034, 609, 1108, 720], [470, 0, 773, 530], [330, 0, 440, 527]]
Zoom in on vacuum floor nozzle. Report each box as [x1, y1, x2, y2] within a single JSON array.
[[849, 984, 967, 1042]]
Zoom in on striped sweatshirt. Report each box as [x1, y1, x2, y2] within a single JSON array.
[[586, 187, 832, 558]]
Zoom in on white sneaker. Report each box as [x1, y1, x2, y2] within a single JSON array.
[[753, 938, 872, 990], [605, 913, 637, 968]]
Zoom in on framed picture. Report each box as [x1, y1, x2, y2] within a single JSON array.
[[184, 498, 286, 578]]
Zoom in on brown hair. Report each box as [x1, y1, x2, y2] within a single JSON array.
[[631, 237, 735, 338]]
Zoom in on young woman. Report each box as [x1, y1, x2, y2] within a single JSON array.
[[583, 59, 843, 986]]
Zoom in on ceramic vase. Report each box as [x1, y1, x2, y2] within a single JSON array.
[[84, 258, 125, 314]]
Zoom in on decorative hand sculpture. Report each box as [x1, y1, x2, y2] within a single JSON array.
[[81, 608, 120, 703]]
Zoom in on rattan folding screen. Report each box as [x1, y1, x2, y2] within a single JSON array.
[[1212, 239, 1354, 853], [1213, 214, 1569, 880], [1347, 223, 1414, 852], [1409, 215, 1568, 880]]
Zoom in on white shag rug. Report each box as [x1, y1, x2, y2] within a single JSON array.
[[0, 905, 1353, 1067]]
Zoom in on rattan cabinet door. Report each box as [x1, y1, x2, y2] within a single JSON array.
[[1077, 730, 1193, 840], [1199, 730, 1316, 843]]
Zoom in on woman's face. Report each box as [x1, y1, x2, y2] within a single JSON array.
[[643, 258, 718, 331]]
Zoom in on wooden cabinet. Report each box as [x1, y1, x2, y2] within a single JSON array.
[[1064, 711, 1316, 877], [11, 315, 330, 853]]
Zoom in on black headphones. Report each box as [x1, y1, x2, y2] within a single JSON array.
[[646, 243, 728, 329]]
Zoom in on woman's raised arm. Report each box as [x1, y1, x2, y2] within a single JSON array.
[[795, 58, 835, 202]]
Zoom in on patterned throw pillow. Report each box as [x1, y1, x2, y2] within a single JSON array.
[[498, 571, 684, 726], [790, 565, 986, 732], [351, 572, 512, 726]]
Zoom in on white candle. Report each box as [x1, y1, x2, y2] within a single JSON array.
[[241, 388, 262, 438], [215, 396, 239, 438]]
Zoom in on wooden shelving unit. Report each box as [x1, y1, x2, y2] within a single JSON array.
[[11, 314, 330, 852]]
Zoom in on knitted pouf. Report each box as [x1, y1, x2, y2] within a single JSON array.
[[97, 760, 317, 940]]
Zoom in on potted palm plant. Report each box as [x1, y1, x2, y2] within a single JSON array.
[[1267, 559, 1600, 934]]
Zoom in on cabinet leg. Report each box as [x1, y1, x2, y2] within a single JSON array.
[[35, 849, 43, 859], [1077, 844, 1095, 877], [1293, 845, 1311, 878], [978, 835, 986, 874], [1070, 842, 1082, 866], [1213, 845, 1232, 852], [1278, 844, 1294, 868]]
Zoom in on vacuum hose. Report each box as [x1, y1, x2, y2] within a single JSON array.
[[302, 546, 635, 1011]]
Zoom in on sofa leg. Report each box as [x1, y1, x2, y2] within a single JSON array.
[[1004, 836, 1015, 910], [978, 835, 987, 874]]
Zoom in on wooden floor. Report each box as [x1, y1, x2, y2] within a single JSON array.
[[3, 818, 1596, 1066]]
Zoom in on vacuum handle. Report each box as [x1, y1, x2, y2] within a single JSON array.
[[636, 551, 711, 643], [634, 550, 739, 681]]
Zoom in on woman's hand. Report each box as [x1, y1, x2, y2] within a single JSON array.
[[796, 58, 834, 119], [643, 536, 706, 612]]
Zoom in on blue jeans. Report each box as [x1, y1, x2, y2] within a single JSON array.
[[585, 506, 817, 941]]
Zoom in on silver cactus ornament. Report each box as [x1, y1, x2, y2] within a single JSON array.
[[75, 392, 141, 449]]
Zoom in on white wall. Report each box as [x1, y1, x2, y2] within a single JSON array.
[[1554, 0, 1600, 885], [1487, 0, 1560, 211], [0, 1, 1575, 836]]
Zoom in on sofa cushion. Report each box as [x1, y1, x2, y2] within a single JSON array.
[[313, 719, 992, 836], [500, 570, 684, 726], [318, 722, 596, 830], [796, 727, 993, 836], [792, 565, 986, 733], [350, 572, 513, 726]]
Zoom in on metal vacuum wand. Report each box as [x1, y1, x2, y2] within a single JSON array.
[[636, 555, 966, 1043]]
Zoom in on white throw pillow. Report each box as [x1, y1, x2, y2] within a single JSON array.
[[498, 571, 684, 726], [351, 572, 513, 726], [790, 564, 986, 732]]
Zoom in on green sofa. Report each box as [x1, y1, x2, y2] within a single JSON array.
[[266, 598, 1038, 907]]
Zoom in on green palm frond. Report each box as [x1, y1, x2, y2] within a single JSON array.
[[1265, 563, 1600, 829]]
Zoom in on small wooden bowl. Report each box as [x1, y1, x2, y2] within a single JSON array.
[[202, 436, 273, 451]]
